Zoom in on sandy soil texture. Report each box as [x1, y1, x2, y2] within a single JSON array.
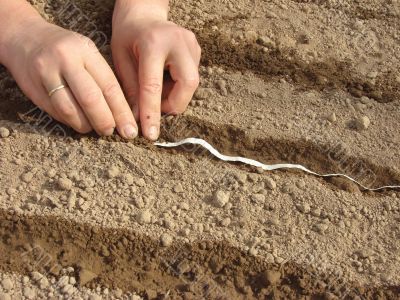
[[0, 0, 400, 299]]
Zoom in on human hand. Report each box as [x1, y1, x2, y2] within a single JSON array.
[[1, 18, 138, 139], [111, 1, 201, 140]]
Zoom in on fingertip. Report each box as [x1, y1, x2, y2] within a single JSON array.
[[145, 125, 159, 141], [101, 127, 115, 137], [120, 123, 138, 140]]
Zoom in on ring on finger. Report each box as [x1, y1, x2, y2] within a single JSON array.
[[48, 84, 68, 97]]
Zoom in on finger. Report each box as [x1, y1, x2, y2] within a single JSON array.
[[21, 78, 65, 124], [138, 52, 165, 141], [113, 50, 140, 122], [161, 71, 175, 102], [63, 67, 116, 136], [86, 52, 138, 139], [162, 51, 199, 114], [40, 76, 92, 133], [51, 86, 93, 133]]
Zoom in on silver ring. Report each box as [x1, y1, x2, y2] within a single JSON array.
[[48, 84, 67, 97]]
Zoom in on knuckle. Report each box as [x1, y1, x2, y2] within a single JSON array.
[[114, 110, 133, 123], [80, 89, 102, 108], [31, 52, 48, 74], [82, 37, 100, 53], [174, 28, 187, 40], [183, 76, 200, 89], [141, 80, 162, 95], [188, 30, 197, 41], [145, 31, 161, 46], [51, 41, 71, 61], [102, 82, 121, 100]]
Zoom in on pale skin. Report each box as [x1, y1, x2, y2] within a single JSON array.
[[0, 0, 201, 140]]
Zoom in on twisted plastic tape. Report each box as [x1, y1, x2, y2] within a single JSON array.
[[155, 138, 400, 191]]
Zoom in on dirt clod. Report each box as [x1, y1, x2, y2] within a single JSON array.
[[327, 112, 337, 123], [79, 268, 97, 286], [0, 127, 10, 138], [0, 1, 400, 299], [194, 88, 213, 100], [355, 115, 371, 131], [265, 177, 277, 190], [1, 278, 13, 291], [257, 36, 276, 48], [212, 190, 230, 208], [136, 210, 152, 224], [107, 165, 120, 178], [23, 287, 35, 299], [160, 233, 173, 247], [260, 269, 281, 286], [58, 178, 73, 191], [0, 292, 11, 300], [21, 172, 34, 183]]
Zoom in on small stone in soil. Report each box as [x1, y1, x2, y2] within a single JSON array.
[[265, 177, 277, 190], [136, 178, 146, 187], [354, 115, 370, 130], [327, 112, 337, 123], [173, 183, 184, 193], [251, 194, 266, 202], [220, 217, 231, 227], [234, 173, 247, 184], [0, 292, 11, 300], [23, 287, 36, 300], [0, 127, 10, 138], [212, 190, 230, 208], [297, 202, 311, 214], [47, 169, 57, 178], [257, 36, 276, 48], [194, 88, 213, 100], [79, 268, 97, 285], [136, 210, 152, 224], [58, 178, 73, 190], [260, 270, 281, 286], [21, 172, 34, 183], [1, 278, 13, 291], [160, 233, 173, 247], [122, 174, 134, 185], [107, 165, 120, 178]]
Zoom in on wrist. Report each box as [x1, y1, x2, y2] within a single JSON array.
[[113, 0, 169, 27], [0, 9, 45, 67]]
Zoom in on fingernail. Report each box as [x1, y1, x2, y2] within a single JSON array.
[[148, 126, 159, 141], [123, 124, 138, 139], [103, 127, 115, 136]]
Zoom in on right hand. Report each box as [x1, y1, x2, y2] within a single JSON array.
[[2, 18, 138, 139]]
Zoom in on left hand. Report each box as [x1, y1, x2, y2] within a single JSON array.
[[111, 2, 201, 141]]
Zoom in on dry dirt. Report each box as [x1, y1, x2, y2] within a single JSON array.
[[1, 0, 400, 299]]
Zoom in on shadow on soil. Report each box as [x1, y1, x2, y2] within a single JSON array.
[[0, 208, 398, 299]]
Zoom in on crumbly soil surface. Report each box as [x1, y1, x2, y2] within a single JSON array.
[[1, 0, 400, 299]]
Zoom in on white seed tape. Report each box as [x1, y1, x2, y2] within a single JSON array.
[[155, 138, 400, 191]]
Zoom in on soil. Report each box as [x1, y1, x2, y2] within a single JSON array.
[[1, 0, 400, 299]]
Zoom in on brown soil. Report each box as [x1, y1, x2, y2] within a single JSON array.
[[1, 0, 400, 299], [1, 208, 398, 299]]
